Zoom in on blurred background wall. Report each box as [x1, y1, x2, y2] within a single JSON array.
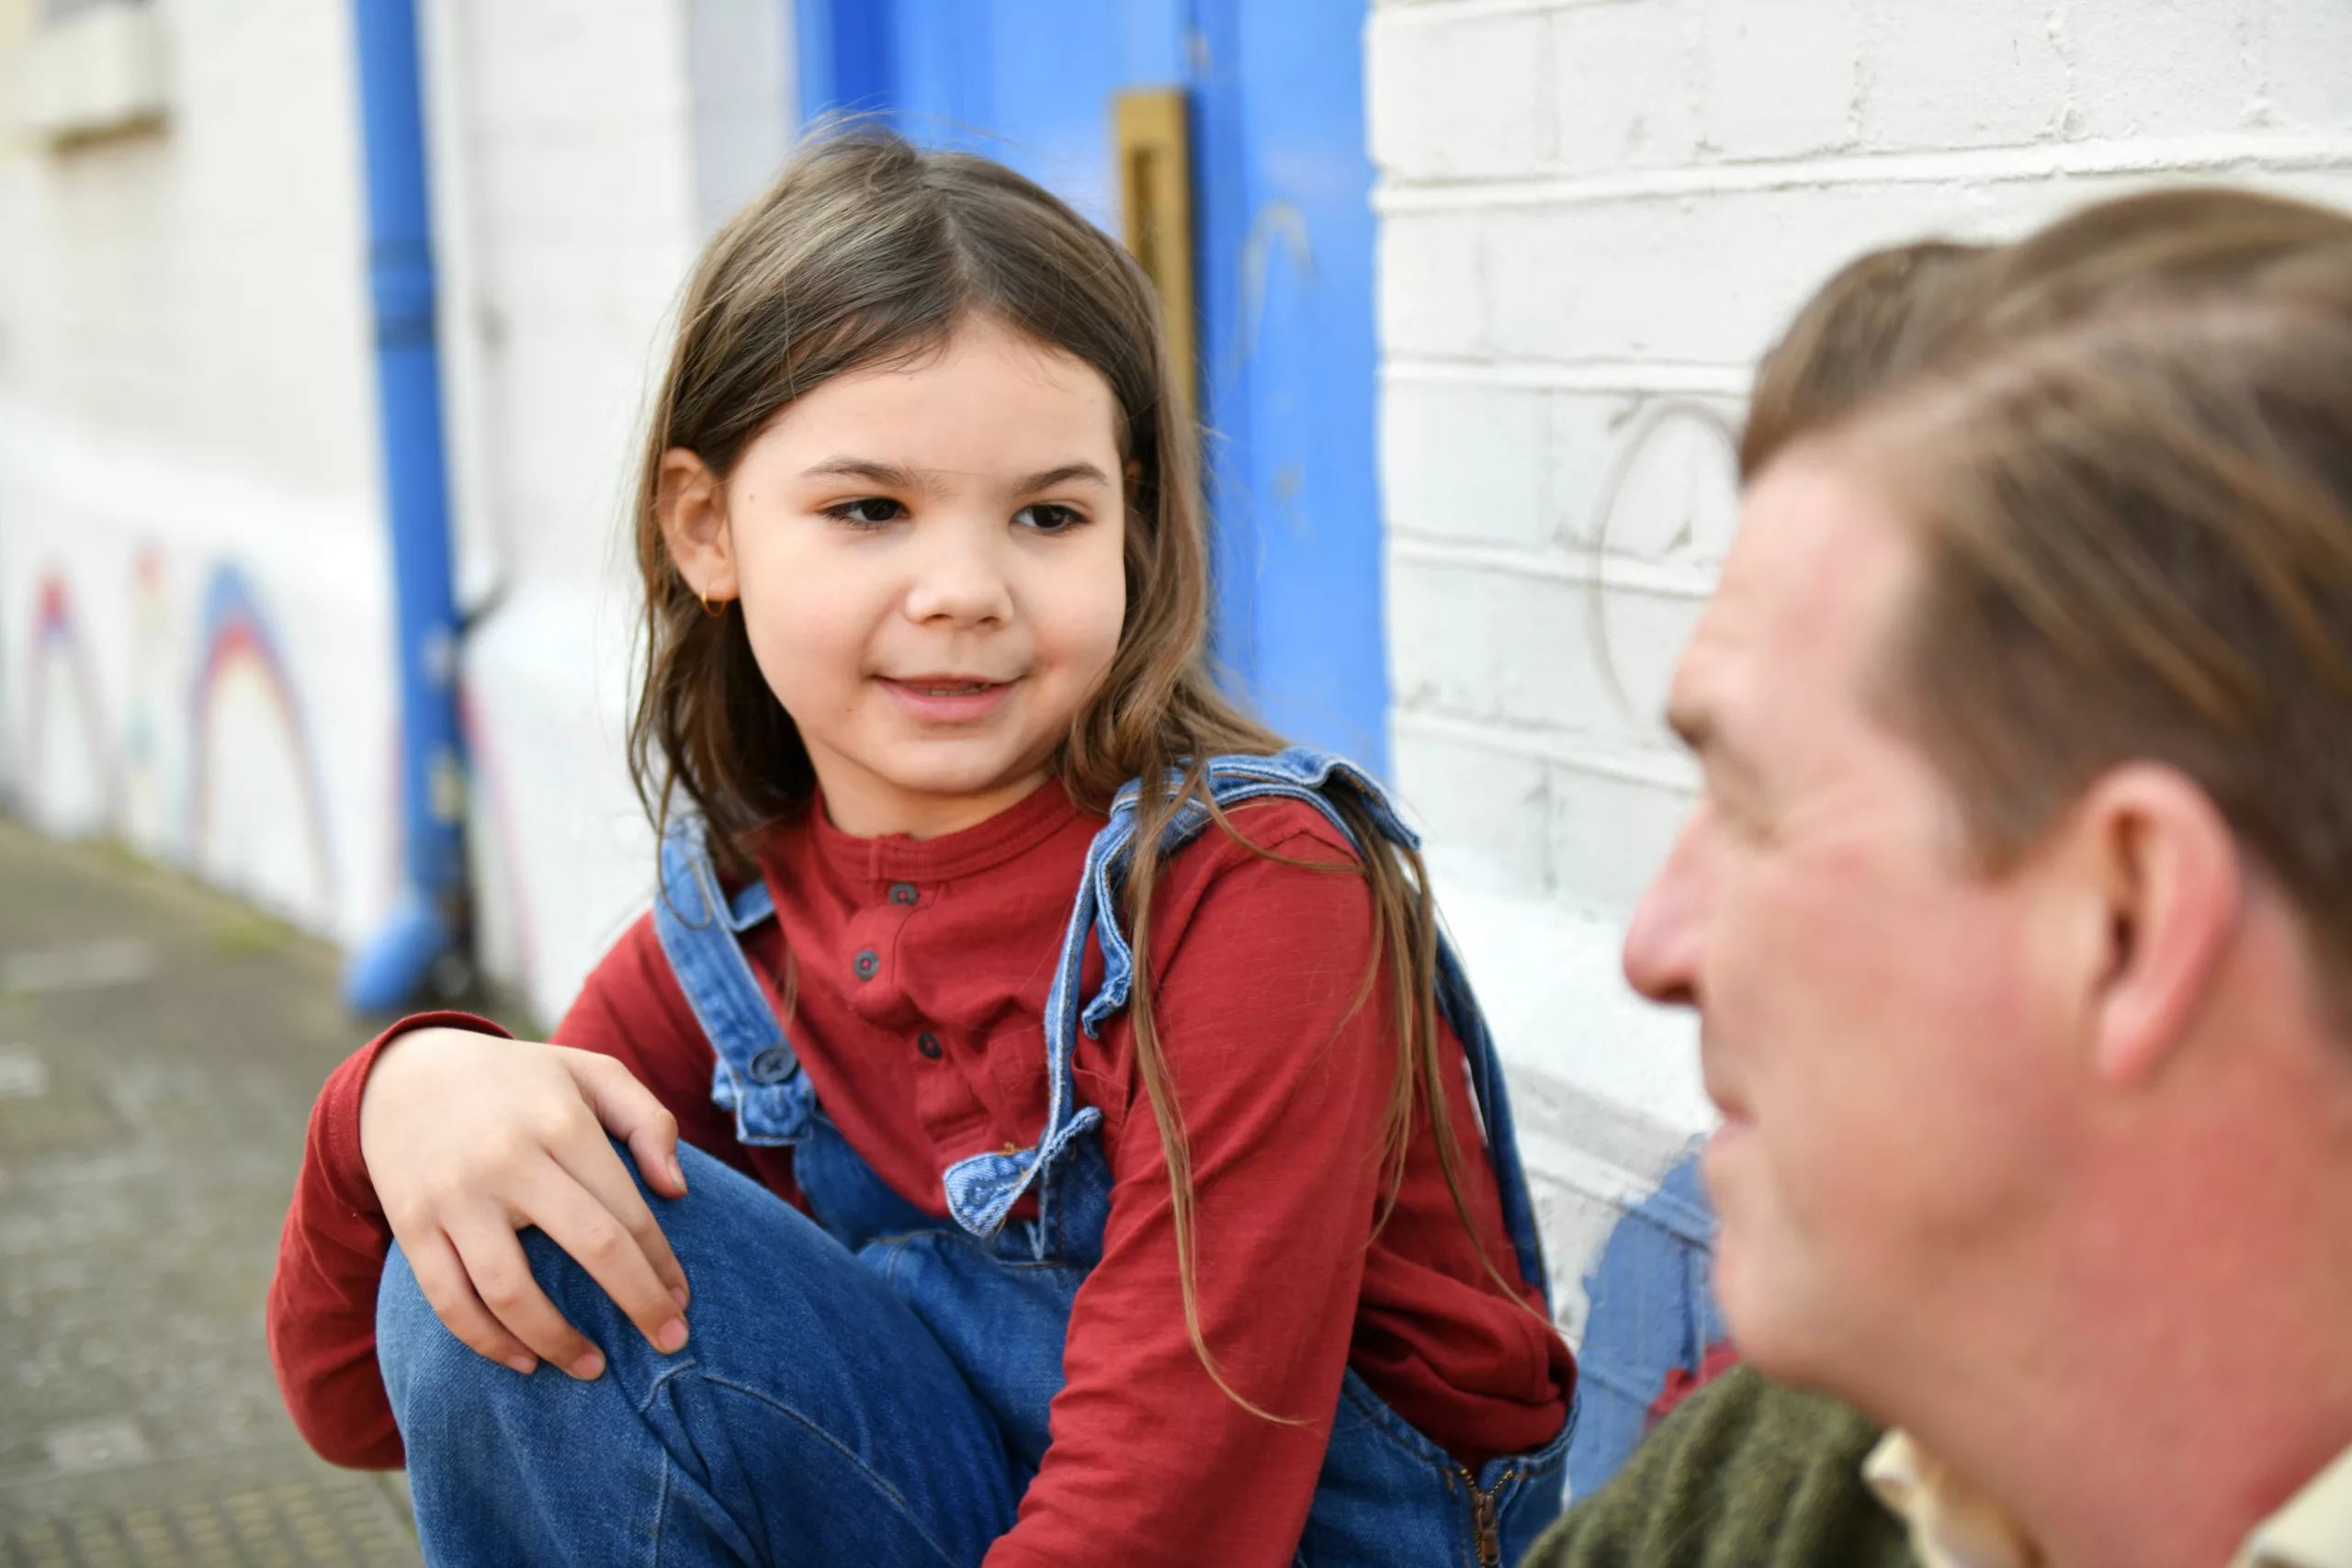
[[3, 0, 2349, 1492]]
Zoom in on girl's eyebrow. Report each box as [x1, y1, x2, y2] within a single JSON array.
[[798, 457, 1114, 497], [801, 457, 928, 491], [1010, 462, 1114, 495]]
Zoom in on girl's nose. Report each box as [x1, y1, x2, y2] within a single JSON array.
[[903, 517, 1013, 626]]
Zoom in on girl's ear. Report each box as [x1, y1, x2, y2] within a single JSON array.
[[657, 447, 737, 604]]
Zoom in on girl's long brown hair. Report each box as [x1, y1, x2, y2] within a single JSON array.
[[625, 127, 1525, 1410]]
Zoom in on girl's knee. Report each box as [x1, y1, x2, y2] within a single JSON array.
[[378, 1235, 617, 1396], [378, 1144, 843, 1408], [376, 1242, 514, 1413]]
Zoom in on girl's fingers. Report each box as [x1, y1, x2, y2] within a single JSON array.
[[563, 1050, 688, 1199], [401, 1228, 541, 1376], [443, 1208, 607, 1380], [513, 1157, 691, 1359], [549, 1117, 693, 1318]]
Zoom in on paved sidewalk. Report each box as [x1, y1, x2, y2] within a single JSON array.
[[0, 817, 425, 1567]]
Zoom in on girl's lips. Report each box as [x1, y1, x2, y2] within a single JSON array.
[[876, 675, 1017, 724]]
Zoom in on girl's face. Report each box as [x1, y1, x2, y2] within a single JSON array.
[[661, 316, 1129, 839]]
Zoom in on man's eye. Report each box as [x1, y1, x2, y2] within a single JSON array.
[[1014, 503, 1086, 534], [826, 497, 905, 526]]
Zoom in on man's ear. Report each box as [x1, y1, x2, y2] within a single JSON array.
[[2069, 763, 2243, 1089], [657, 447, 736, 604]]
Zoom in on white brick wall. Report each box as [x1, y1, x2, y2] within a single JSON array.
[[1368, 0, 2352, 1188], [0, 0, 789, 1019]]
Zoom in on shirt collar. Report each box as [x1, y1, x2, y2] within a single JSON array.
[[1863, 1431, 2043, 1568], [1864, 1431, 2352, 1568], [798, 774, 1089, 886], [2239, 1443, 2352, 1568]]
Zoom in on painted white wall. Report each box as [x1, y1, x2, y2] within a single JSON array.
[[0, 0, 794, 1021], [0, 0, 398, 942], [1366, 0, 2352, 1333], [416, 0, 795, 1022], [416, 0, 705, 1022]]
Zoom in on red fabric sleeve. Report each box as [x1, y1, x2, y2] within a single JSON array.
[[265, 914, 755, 1468], [266, 1010, 510, 1468], [985, 819, 1395, 1568]]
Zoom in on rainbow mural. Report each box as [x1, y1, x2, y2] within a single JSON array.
[[187, 560, 339, 921], [21, 570, 120, 833]]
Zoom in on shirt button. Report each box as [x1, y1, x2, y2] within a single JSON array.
[[853, 949, 879, 980], [917, 1032, 943, 1060], [747, 1045, 794, 1083], [889, 882, 919, 907]]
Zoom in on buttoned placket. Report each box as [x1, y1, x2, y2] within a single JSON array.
[[834, 874, 961, 1072]]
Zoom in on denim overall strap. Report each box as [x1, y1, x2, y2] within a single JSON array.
[[940, 748, 1555, 1311], [1433, 941, 1554, 1312], [652, 818, 813, 1146]]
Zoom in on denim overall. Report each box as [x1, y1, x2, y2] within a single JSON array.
[[378, 749, 1572, 1568]]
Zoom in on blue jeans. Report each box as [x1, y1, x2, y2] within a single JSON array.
[[377, 1138, 1571, 1567]]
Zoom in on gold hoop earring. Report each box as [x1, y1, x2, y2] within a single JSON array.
[[698, 592, 726, 618]]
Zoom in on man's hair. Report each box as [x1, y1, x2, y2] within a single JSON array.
[[1739, 239, 1987, 479], [1765, 188, 2352, 998]]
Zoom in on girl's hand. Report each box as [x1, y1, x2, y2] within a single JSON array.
[[357, 1027, 695, 1379]]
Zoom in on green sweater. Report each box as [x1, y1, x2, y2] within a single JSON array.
[[1519, 1366, 1919, 1568]]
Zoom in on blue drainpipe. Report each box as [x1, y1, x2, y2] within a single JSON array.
[[344, 0, 470, 1011]]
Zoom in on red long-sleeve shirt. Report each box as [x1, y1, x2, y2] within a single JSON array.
[[267, 781, 1573, 1567]]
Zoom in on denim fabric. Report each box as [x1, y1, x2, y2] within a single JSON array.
[[653, 820, 807, 1146], [938, 749, 1553, 1305], [376, 751, 1572, 1565]]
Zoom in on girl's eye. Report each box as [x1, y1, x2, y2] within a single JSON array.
[[825, 497, 905, 527], [1013, 503, 1086, 535]]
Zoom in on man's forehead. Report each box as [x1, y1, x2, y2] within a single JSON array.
[[1671, 449, 1918, 740]]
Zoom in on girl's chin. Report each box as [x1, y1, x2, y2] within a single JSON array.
[[815, 747, 1058, 836]]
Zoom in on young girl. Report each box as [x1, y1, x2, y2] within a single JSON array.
[[268, 129, 1574, 1568]]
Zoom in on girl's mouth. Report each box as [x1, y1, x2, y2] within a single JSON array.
[[876, 675, 1016, 723]]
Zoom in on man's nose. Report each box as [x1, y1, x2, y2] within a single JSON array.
[[1622, 807, 1712, 1009], [904, 516, 1013, 626]]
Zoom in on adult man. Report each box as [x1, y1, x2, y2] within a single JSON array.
[[1525, 189, 2352, 1568]]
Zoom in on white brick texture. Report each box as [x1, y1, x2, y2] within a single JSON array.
[[1860, 0, 2066, 152], [2062, 1, 2262, 141], [1698, 0, 1860, 160], [2263, 0, 2352, 131], [1368, 6, 1556, 180], [1376, 211, 1489, 360], [1370, 0, 2352, 1127], [1551, 3, 1701, 175], [1381, 379, 1551, 549]]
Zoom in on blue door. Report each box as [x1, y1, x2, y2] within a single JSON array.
[[796, 0, 1390, 775]]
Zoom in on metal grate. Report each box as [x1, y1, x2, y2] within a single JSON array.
[[3, 1473, 419, 1568]]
